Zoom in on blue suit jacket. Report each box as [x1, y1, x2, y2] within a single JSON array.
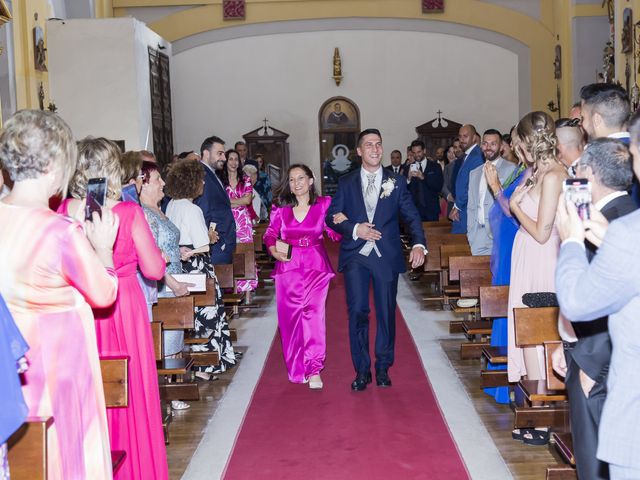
[[556, 210, 640, 468], [326, 168, 425, 278], [452, 145, 484, 233], [193, 163, 236, 264]]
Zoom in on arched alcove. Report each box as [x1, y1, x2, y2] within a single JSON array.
[[318, 96, 360, 196]]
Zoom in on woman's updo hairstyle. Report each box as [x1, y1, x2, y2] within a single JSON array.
[[515, 111, 557, 165]]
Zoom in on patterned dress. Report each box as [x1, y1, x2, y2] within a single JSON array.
[[226, 175, 258, 292], [166, 199, 236, 374], [143, 205, 184, 356], [0, 203, 118, 480]]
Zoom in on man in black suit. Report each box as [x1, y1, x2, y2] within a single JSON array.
[[194, 136, 236, 265], [384, 150, 404, 176], [554, 138, 637, 480], [406, 139, 443, 221]]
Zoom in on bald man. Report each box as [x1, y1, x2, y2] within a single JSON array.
[[450, 124, 485, 233], [555, 118, 585, 176]]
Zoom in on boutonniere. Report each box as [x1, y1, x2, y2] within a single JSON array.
[[380, 177, 396, 199]]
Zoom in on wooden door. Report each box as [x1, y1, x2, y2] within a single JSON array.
[[148, 47, 174, 169]]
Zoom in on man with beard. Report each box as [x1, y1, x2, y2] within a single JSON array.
[[450, 124, 484, 233], [194, 135, 236, 264], [466, 129, 515, 255]]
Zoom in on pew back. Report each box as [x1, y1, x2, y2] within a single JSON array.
[[153, 296, 195, 330], [448, 255, 490, 282], [514, 307, 560, 347]]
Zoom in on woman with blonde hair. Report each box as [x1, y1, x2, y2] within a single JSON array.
[[0, 111, 119, 479], [59, 137, 169, 479], [506, 112, 571, 445]]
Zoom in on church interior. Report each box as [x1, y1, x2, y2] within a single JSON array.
[[1, 1, 639, 479]]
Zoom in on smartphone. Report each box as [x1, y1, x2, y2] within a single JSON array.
[[209, 222, 217, 232], [85, 177, 107, 221], [409, 163, 419, 171], [563, 178, 591, 220], [121, 183, 140, 205]]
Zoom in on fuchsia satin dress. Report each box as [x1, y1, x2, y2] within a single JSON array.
[[264, 196, 341, 383]]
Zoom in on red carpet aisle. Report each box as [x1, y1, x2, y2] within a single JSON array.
[[223, 243, 469, 479]]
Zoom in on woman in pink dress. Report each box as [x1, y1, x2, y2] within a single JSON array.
[[264, 164, 341, 389], [507, 112, 571, 390], [59, 138, 168, 480], [0, 111, 119, 479], [221, 149, 258, 292]]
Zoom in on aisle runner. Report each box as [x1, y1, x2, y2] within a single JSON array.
[[223, 244, 469, 479]]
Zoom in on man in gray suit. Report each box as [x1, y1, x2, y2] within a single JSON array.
[[554, 138, 637, 480], [555, 113, 640, 480], [466, 129, 515, 255]]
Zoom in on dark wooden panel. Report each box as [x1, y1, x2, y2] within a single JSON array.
[[448, 255, 490, 282], [153, 296, 195, 330], [7, 417, 53, 480], [459, 269, 493, 298]]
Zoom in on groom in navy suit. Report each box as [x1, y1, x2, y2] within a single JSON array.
[[327, 129, 427, 391]]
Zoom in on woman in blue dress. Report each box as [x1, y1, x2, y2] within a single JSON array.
[[483, 132, 528, 405]]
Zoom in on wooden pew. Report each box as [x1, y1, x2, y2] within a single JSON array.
[[447, 255, 490, 333], [422, 234, 469, 303], [8, 358, 129, 479], [7, 417, 52, 480], [479, 286, 510, 388], [217, 263, 243, 316], [100, 357, 128, 474], [233, 242, 258, 306], [512, 307, 568, 430], [151, 297, 201, 401]]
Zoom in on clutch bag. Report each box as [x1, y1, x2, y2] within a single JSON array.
[[522, 292, 558, 308], [275, 239, 292, 260]]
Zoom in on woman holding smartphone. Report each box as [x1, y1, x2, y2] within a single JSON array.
[[59, 137, 169, 479], [0, 111, 119, 480], [264, 164, 341, 389]]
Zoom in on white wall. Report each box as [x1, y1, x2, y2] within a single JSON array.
[[172, 29, 519, 180], [47, 18, 170, 150]]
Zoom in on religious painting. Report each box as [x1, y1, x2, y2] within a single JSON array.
[[223, 0, 245, 20], [622, 8, 633, 54], [320, 98, 358, 130], [318, 96, 360, 196], [33, 26, 47, 72]]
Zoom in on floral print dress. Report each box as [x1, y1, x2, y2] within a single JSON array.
[[226, 175, 258, 292]]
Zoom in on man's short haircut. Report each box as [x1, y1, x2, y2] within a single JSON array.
[[390, 149, 401, 156], [200, 135, 225, 157], [234, 141, 246, 149], [178, 150, 195, 159], [580, 138, 633, 191], [483, 129, 502, 138], [410, 139, 425, 150], [555, 117, 581, 128], [579, 83, 630, 129], [357, 128, 382, 146]]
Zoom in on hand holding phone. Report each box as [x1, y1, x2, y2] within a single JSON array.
[[85, 177, 108, 221], [563, 178, 591, 221]]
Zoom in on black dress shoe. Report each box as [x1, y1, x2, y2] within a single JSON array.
[[376, 369, 392, 387], [351, 372, 372, 391]]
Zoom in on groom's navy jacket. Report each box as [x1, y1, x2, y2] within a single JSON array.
[[326, 168, 426, 278]]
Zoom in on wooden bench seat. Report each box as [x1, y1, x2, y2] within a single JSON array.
[[462, 320, 492, 336], [517, 380, 567, 402], [551, 432, 575, 465], [482, 345, 507, 364], [480, 369, 509, 388], [545, 465, 577, 480]]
